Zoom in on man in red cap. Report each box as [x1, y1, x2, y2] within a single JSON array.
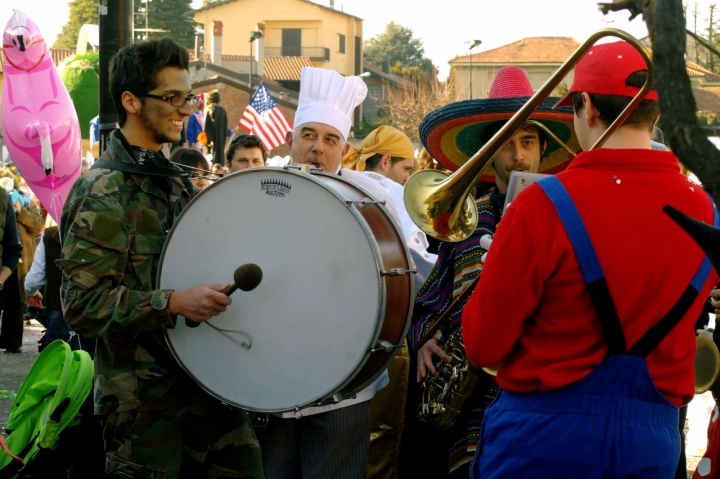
[[405, 66, 578, 478], [462, 41, 719, 477]]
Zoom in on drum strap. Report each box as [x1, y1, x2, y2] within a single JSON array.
[[90, 160, 190, 178]]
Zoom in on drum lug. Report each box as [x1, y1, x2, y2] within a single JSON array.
[[381, 268, 417, 276], [283, 163, 323, 174], [369, 340, 404, 353], [345, 198, 387, 208]]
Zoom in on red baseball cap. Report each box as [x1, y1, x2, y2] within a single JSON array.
[[554, 40, 657, 109]]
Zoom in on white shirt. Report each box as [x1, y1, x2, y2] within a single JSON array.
[[351, 170, 438, 291], [24, 232, 46, 296]]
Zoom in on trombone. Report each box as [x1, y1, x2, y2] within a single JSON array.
[[403, 29, 654, 243]]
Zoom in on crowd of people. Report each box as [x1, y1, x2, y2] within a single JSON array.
[[0, 162, 93, 355], [2, 32, 720, 479]]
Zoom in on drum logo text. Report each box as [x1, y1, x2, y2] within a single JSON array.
[[261, 179, 292, 197]]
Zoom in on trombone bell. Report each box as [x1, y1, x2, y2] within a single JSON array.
[[404, 170, 479, 242]]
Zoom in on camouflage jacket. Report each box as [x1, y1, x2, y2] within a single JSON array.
[[58, 130, 196, 414]]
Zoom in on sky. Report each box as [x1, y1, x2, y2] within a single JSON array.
[[0, 0, 717, 79]]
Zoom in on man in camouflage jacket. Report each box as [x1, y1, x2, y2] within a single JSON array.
[[58, 38, 264, 479]]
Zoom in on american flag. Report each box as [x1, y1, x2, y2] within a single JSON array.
[[239, 82, 293, 151]]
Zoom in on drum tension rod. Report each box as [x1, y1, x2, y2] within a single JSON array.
[[345, 198, 387, 208], [369, 340, 404, 353], [381, 268, 417, 276]]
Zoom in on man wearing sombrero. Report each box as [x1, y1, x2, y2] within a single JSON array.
[[406, 66, 579, 477], [463, 41, 718, 477]]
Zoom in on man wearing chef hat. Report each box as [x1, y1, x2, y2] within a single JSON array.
[[254, 67, 398, 479]]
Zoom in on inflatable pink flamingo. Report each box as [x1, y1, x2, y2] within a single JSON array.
[[2, 10, 82, 224]]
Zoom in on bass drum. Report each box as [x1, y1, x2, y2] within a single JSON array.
[[159, 167, 414, 413]]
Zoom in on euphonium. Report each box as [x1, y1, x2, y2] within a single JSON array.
[[695, 334, 720, 394], [418, 325, 480, 431]]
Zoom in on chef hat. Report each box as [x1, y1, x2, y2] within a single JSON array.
[[294, 67, 368, 141]]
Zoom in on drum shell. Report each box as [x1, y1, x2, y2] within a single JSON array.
[[314, 172, 414, 398]]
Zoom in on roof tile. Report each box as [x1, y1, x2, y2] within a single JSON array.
[[693, 87, 720, 112], [451, 37, 580, 64]]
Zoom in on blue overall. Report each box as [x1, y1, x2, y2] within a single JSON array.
[[471, 176, 718, 479]]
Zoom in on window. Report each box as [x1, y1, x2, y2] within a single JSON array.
[[282, 29, 302, 57], [355, 36, 362, 75], [338, 34, 346, 54]]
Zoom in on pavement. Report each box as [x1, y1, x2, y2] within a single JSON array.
[[0, 319, 43, 432], [0, 320, 716, 477]]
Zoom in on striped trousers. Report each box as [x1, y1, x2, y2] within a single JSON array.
[[257, 402, 371, 479]]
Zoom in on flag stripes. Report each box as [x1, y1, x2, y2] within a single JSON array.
[[238, 82, 293, 151]]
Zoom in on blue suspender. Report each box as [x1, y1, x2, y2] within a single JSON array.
[[536, 176, 718, 358], [536, 177, 604, 284]]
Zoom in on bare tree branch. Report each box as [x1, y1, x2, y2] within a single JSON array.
[[686, 28, 720, 60], [597, 0, 648, 20]]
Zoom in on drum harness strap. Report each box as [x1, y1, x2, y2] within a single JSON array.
[[90, 160, 190, 178], [536, 175, 718, 359]]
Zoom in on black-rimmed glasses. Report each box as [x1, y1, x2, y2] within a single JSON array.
[[135, 92, 200, 107]]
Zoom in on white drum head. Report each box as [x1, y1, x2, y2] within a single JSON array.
[[160, 168, 383, 412]]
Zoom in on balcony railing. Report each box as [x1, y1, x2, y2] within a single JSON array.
[[265, 47, 330, 62]]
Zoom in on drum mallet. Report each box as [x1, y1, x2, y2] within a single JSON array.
[[185, 263, 263, 328]]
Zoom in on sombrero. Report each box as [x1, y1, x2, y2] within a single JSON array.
[[420, 66, 579, 182]]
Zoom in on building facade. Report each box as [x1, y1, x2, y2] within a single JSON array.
[[189, 0, 363, 78], [449, 37, 579, 101]]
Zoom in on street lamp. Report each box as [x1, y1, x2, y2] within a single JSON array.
[[249, 30, 263, 88], [468, 39, 482, 100]]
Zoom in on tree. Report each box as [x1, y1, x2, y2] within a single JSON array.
[[53, 0, 98, 49], [373, 76, 455, 142], [599, 0, 720, 202], [134, 0, 197, 48], [364, 22, 433, 76]]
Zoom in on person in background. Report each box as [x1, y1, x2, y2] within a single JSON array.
[[204, 91, 234, 168], [170, 147, 212, 191], [89, 115, 100, 161], [343, 126, 416, 186], [226, 135, 267, 172], [187, 95, 205, 151], [0, 168, 43, 316], [0, 186, 24, 353], [25, 225, 71, 351]]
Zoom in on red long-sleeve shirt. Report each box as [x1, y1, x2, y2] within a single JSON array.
[[462, 149, 718, 406]]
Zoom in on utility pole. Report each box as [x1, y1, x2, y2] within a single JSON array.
[[99, 0, 134, 154], [468, 40, 482, 100], [693, 2, 699, 63], [710, 3, 716, 71]]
